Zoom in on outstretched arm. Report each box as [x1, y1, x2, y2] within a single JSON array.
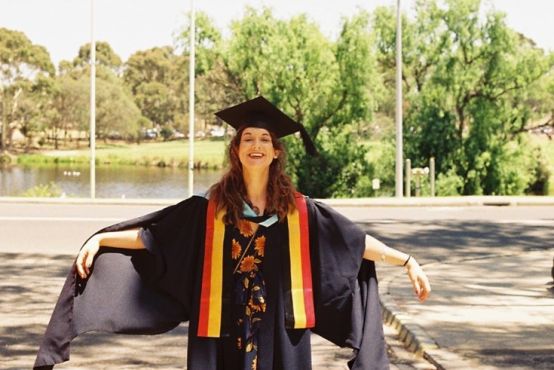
[[363, 234, 431, 302], [75, 229, 145, 279]]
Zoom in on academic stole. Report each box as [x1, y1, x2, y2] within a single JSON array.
[[197, 193, 315, 337]]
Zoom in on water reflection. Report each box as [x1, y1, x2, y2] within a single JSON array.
[[0, 164, 223, 198]]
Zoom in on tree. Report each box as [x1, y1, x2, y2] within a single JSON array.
[[177, 11, 223, 76], [13, 76, 60, 151], [95, 76, 142, 141], [49, 42, 144, 144], [0, 28, 54, 152], [176, 11, 230, 130], [123, 46, 186, 130], [515, 52, 554, 137], [47, 75, 89, 149], [373, 0, 553, 195], [221, 8, 379, 197], [73, 41, 122, 75]]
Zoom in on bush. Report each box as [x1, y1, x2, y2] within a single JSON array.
[[436, 168, 463, 196], [289, 126, 374, 198], [21, 182, 64, 197], [366, 140, 395, 196], [525, 145, 552, 195], [0, 153, 14, 164], [160, 126, 174, 141]]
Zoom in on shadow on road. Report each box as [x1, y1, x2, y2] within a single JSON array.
[[361, 220, 554, 263], [0, 252, 354, 369]]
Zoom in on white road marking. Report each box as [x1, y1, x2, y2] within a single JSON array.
[[362, 219, 554, 225], [1, 217, 552, 225], [496, 220, 554, 225]]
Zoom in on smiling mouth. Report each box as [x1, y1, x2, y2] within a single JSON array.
[[248, 153, 264, 158]]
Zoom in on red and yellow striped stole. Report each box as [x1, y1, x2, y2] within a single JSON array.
[[197, 193, 315, 337]]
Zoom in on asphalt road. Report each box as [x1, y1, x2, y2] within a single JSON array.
[[1, 202, 552, 255]]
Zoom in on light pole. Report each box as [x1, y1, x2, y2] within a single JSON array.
[[187, 0, 196, 197], [89, 0, 96, 199], [395, 0, 403, 198]]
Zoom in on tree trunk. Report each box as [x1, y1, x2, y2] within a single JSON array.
[[1, 121, 6, 154], [456, 104, 465, 140], [25, 135, 32, 153], [54, 127, 59, 150], [1, 95, 8, 153]]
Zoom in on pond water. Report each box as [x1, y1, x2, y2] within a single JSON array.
[[0, 164, 224, 199]]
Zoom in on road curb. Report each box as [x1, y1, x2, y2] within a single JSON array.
[[323, 195, 554, 207], [379, 268, 481, 370], [1, 195, 554, 207]]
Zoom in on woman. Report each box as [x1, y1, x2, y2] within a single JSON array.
[[34, 96, 430, 370]]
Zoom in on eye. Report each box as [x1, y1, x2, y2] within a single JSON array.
[[262, 138, 271, 143]]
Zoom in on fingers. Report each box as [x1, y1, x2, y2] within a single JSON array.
[[411, 271, 421, 297], [76, 249, 88, 279], [85, 248, 96, 275], [406, 261, 431, 303], [420, 276, 432, 302], [416, 274, 431, 302], [75, 239, 99, 279]]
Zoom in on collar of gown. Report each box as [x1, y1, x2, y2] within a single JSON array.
[[242, 201, 279, 227], [199, 191, 279, 227]]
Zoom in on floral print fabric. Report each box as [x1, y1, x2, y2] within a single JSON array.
[[231, 220, 267, 370]]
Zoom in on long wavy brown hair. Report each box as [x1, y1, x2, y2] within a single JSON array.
[[208, 127, 297, 226]]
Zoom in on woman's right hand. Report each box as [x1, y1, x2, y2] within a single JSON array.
[[75, 235, 101, 279], [405, 258, 431, 302]]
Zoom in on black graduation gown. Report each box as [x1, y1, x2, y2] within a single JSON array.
[[33, 196, 389, 370]]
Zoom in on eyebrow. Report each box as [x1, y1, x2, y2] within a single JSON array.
[[242, 132, 271, 137]]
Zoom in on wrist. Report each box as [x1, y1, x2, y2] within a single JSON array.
[[91, 234, 103, 247], [405, 257, 417, 270]]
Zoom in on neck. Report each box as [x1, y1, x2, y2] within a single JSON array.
[[242, 167, 269, 213]]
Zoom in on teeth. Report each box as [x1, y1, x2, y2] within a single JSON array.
[[249, 153, 263, 158]]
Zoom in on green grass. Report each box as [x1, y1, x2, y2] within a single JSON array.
[[17, 140, 227, 169]]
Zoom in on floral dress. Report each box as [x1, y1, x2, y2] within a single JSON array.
[[230, 218, 268, 370]]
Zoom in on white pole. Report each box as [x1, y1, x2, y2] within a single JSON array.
[[395, 0, 403, 198], [188, 0, 196, 197], [90, 0, 96, 199]]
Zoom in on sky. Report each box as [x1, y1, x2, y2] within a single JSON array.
[[0, 0, 552, 66]]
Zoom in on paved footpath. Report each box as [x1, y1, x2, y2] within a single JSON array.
[[380, 251, 554, 370], [332, 202, 554, 370], [0, 252, 434, 370]]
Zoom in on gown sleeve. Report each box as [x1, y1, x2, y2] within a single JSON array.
[[33, 196, 208, 370], [307, 199, 389, 370]]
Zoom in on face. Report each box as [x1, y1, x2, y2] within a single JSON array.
[[237, 127, 280, 170]]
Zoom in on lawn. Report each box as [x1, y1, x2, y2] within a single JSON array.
[[17, 140, 228, 169]]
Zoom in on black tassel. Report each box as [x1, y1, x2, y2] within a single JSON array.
[[298, 126, 318, 156]]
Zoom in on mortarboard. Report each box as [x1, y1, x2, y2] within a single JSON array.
[[214, 96, 317, 155]]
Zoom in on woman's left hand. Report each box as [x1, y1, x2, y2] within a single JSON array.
[[405, 258, 431, 302]]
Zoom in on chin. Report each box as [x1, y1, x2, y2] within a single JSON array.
[[241, 160, 272, 169]]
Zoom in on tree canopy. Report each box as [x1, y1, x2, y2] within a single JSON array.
[[373, 0, 553, 195], [0, 27, 54, 152]]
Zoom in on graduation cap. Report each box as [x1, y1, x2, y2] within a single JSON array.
[[214, 96, 317, 155]]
